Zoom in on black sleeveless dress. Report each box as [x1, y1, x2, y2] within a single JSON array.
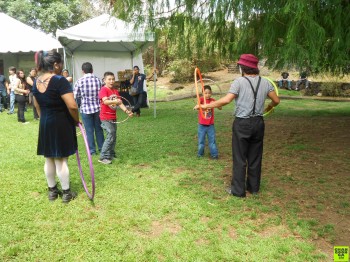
[[33, 75, 77, 157]]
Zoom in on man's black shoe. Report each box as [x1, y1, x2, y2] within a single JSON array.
[[248, 191, 259, 197], [225, 188, 246, 198]]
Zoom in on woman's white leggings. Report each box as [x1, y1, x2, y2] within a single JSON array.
[[44, 157, 70, 190]]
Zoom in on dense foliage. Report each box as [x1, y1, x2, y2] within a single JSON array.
[[1, 0, 349, 75], [0, 0, 97, 35], [108, 0, 350, 75]]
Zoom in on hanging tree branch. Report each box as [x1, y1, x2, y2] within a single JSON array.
[[108, 0, 350, 75]]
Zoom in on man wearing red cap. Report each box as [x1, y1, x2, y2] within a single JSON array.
[[195, 54, 280, 198]]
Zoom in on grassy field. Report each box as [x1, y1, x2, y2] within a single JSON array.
[[0, 98, 349, 261]]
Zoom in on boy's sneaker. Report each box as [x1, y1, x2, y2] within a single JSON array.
[[98, 159, 112, 165]]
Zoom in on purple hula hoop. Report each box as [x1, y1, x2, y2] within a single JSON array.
[[76, 123, 95, 200]]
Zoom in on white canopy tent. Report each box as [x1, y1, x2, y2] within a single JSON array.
[[0, 12, 62, 74], [56, 14, 157, 116]]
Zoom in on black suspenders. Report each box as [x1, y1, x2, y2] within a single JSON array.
[[243, 76, 261, 116]]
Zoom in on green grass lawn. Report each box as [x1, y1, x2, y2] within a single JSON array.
[[1, 98, 349, 261]]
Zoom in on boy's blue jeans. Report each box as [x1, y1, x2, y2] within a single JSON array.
[[9, 91, 15, 113], [278, 79, 292, 89], [198, 124, 218, 158], [100, 120, 116, 160]]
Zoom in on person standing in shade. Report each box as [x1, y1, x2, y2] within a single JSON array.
[[0, 74, 8, 112], [26, 68, 39, 120], [33, 50, 79, 203], [74, 62, 104, 155], [195, 54, 280, 198], [129, 65, 146, 117], [7, 66, 18, 115]]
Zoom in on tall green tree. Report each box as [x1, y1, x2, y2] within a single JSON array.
[[107, 0, 350, 74], [0, 0, 97, 35]]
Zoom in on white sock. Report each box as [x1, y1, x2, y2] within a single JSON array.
[[54, 158, 70, 190], [44, 158, 57, 188]]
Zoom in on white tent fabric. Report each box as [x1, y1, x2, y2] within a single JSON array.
[[56, 14, 154, 81], [0, 12, 62, 53], [56, 14, 154, 53], [56, 14, 156, 113]]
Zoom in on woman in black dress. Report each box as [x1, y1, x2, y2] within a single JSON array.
[[33, 50, 80, 203]]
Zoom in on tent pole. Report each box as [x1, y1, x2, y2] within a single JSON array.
[[72, 54, 75, 82], [153, 33, 157, 118], [63, 47, 67, 69]]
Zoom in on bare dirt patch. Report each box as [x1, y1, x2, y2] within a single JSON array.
[[228, 226, 237, 240], [211, 116, 350, 259], [263, 116, 350, 258], [258, 225, 292, 239], [135, 218, 182, 239]]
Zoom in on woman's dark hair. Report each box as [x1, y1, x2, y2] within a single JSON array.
[[240, 65, 260, 75], [16, 70, 27, 84], [104, 71, 114, 78], [35, 50, 62, 72]]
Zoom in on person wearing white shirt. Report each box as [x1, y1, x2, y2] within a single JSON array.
[[7, 66, 18, 115]]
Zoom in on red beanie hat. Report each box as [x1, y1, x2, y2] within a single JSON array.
[[237, 54, 259, 69]]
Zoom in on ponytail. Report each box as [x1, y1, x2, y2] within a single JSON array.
[[35, 50, 62, 72]]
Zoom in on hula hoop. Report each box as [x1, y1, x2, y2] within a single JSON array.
[[76, 123, 95, 200], [194, 67, 210, 119], [262, 76, 279, 117], [106, 95, 132, 124]]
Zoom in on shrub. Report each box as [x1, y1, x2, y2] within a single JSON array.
[[195, 57, 222, 73], [168, 59, 193, 83], [321, 82, 344, 97]]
